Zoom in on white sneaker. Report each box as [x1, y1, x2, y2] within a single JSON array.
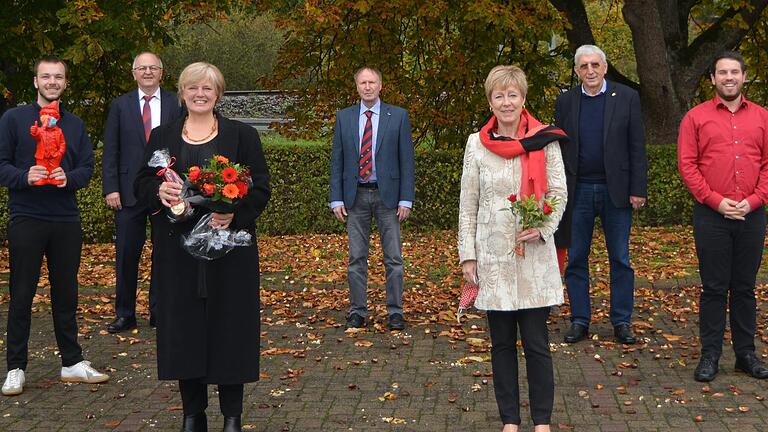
[[2, 369, 25, 396], [61, 360, 109, 384]]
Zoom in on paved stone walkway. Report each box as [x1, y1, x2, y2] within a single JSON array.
[[0, 280, 767, 431]]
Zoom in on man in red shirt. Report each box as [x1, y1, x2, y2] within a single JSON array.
[[678, 51, 768, 382]]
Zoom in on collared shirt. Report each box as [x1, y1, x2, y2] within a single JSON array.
[[678, 95, 768, 211], [138, 88, 161, 130], [359, 99, 381, 182], [581, 79, 607, 97], [329, 99, 412, 210]]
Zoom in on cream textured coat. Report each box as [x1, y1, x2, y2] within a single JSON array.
[[458, 133, 567, 311]]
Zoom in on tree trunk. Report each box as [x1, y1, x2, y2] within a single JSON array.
[[623, 0, 684, 144], [552, 0, 768, 145]]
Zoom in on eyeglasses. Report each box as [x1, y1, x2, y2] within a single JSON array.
[[133, 65, 163, 73]]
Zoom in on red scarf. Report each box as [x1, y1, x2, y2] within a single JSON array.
[[479, 109, 565, 199]]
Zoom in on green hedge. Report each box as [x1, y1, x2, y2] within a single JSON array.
[[0, 143, 693, 243]]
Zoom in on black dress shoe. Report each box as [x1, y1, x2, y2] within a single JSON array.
[[614, 324, 637, 344], [388, 313, 406, 331], [563, 323, 588, 343], [223, 416, 241, 432], [181, 412, 207, 432], [107, 316, 137, 333], [346, 313, 366, 329], [694, 356, 719, 382], [735, 352, 768, 379]]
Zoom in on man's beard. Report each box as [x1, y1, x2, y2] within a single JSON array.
[[38, 88, 62, 104], [716, 84, 741, 102]]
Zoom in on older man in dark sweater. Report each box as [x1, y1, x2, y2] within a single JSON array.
[[554, 45, 648, 345], [0, 56, 109, 396]]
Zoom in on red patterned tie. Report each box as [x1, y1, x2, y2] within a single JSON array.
[[142, 95, 153, 142], [359, 110, 373, 181]]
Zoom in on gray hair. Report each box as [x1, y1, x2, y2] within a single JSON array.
[[132, 52, 163, 69], [574, 45, 607, 65]]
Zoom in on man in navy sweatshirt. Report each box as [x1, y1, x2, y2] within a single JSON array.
[[0, 56, 109, 396], [553, 45, 648, 345]]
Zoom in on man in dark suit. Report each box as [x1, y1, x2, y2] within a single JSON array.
[[329, 66, 415, 331], [102, 52, 182, 333], [554, 45, 648, 345]]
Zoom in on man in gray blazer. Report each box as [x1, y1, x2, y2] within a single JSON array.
[[329, 66, 415, 331], [102, 52, 182, 333]]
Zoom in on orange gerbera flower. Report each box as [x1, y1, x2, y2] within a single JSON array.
[[202, 183, 215, 196], [221, 167, 238, 183], [214, 155, 229, 164], [222, 183, 239, 199], [235, 181, 248, 198], [188, 166, 201, 182]]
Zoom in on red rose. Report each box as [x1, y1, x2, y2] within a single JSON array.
[[188, 166, 201, 182], [202, 183, 215, 196], [235, 181, 248, 198], [543, 202, 553, 215], [507, 194, 517, 203]]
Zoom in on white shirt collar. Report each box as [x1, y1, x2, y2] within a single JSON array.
[[581, 79, 607, 97], [139, 87, 161, 101]]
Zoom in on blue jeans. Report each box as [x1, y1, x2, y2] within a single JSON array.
[[346, 186, 404, 317], [564, 183, 634, 327]]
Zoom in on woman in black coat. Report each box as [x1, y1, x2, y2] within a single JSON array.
[[134, 62, 270, 432]]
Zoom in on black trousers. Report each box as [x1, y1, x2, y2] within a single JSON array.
[[6, 217, 84, 370], [114, 204, 155, 319], [179, 378, 244, 417], [693, 203, 766, 359], [487, 307, 553, 426]]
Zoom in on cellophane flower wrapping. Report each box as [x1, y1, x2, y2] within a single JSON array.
[[148, 149, 195, 221], [181, 213, 252, 261]]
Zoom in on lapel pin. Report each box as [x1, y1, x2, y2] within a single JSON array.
[[387, 112, 391, 116], [611, 92, 616, 97]]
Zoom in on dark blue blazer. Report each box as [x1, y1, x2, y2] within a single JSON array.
[[329, 102, 415, 209], [553, 80, 648, 248], [102, 88, 182, 207]]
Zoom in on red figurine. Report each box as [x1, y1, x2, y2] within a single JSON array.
[[29, 100, 66, 186]]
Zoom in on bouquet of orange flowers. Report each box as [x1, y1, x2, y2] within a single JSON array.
[[179, 155, 254, 260], [502, 193, 559, 257], [186, 155, 250, 210]]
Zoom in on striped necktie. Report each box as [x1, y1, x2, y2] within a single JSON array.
[[142, 95, 153, 142], [359, 110, 373, 182]]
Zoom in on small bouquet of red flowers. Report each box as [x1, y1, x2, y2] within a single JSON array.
[[502, 193, 559, 257], [186, 155, 250, 210], [179, 155, 254, 260]]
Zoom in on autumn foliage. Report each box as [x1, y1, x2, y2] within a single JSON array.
[[267, 0, 566, 148]]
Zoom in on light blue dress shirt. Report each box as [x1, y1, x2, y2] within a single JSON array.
[[330, 99, 412, 210]]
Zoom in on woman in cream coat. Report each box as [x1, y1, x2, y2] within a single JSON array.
[[458, 65, 567, 432]]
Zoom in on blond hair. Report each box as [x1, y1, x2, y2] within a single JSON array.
[[177, 62, 226, 105], [484, 65, 528, 101]]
